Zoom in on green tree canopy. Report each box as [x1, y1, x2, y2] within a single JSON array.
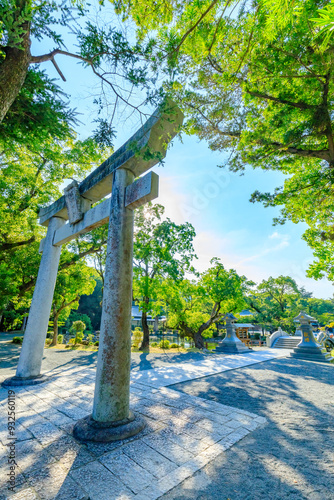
[[247, 275, 304, 331], [0, 0, 157, 127], [163, 258, 250, 348], [116, 0, 334, 283], [50, 258, 96, 346]]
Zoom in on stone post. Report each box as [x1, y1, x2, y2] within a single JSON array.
[[3, 216, 65, 386], [290, 311, 333, 363], [215, 314, 250, 354], [73, 168, 145, 442]]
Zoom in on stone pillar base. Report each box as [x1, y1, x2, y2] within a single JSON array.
[[215, 342, 251, 354], [290, 345, 333, 363], [73, 412, 146, 443], [2, 374, 49, 387]]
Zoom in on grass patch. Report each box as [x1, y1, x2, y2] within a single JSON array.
[[45, 344, 216, 354], [47, 344, 98, 352], [131, 346, 207, 354]]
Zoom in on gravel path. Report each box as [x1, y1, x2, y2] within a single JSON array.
[[162, 357, 334, 500]]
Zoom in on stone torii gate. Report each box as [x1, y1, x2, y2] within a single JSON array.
[[3, 101, 183, 441]]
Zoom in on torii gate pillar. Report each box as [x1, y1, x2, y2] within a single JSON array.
[[74, 167, 146, 440], [2, 216, 65, 386]]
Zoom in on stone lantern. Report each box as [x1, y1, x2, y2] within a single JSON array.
[[290, 311, 333, 363], [215, 313, 250, 354]]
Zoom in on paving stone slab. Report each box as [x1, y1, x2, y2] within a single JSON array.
[[27, 462, 88, 500], [6, 486, 39, 500], [69, 461, 133, 500], [133, 484, 165, 500], [122, 440, 178, 478], [142, 433, 195, 465], [15, 439, 57, 476], [0, 351, 277, 499], [28, 422, 64, 445], [100, 448, 156, 494], [47, 434, 96, 470]]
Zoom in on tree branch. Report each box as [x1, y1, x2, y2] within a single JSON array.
[[30, 49, 89, 64], [245, 89, 315, 110], [51, 57, 66, 82], [0, 236, 35, 252], [214, 129, 330, 162], [269, 142, 330, 161], [173, 0, 219, 56], [54, 295, 80, 316]]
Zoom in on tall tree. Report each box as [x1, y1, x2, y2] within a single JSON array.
[[133, 203, 197, 350], [117, 0, 334, 282], [163, 259, 249, 349], [0, 129, 110, 325], [246, 275, 302, 331]]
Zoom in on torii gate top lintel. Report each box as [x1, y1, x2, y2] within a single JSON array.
[[39, 100, 183, 227]]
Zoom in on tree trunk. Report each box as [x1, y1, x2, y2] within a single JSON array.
[[193, 330, 205, 349], [179, 321, 204, 350], [0, 25, 31, 123], [139, 310, 150, 350], [51, 314, 59, 347]]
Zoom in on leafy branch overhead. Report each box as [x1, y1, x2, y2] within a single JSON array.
[[115, 0, 334, 283], [0, 0, 158, 127]]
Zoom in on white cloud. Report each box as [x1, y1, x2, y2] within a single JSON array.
[[236, 232, 290, 266]]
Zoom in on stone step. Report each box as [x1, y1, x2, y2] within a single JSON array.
[[273, 337, 301, 348]]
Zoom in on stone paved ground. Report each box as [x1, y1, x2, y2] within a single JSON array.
[[0, 364, 266, 500], [162, 357, 334, 500], [1, 340, 332, 500]]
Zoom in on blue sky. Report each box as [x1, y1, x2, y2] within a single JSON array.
[[32, 7, 334, 299], [156, 139, 334, 298]]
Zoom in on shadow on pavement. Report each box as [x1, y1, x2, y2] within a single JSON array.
[[164, 358, 334, 500]]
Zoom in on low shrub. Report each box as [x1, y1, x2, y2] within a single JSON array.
[[81, 340, 89, 345], [132, 327, 143, 348], [88, 341, 94, 346], [69, 338, 75, 345], [170, 343, 179, 348], [45, 339, 52, 345], [74, 331, 84, 344], [180, 342, 185, 348], [12, 336, 23, 344], [57, 334, 64, 344], [94, 340, 99, 346], [159, 339, 170, 349], [86, 334, 94, 343], [150, 342, 158, 347]]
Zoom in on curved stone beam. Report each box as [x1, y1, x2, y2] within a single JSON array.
[[39, 100, 183, 226]]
